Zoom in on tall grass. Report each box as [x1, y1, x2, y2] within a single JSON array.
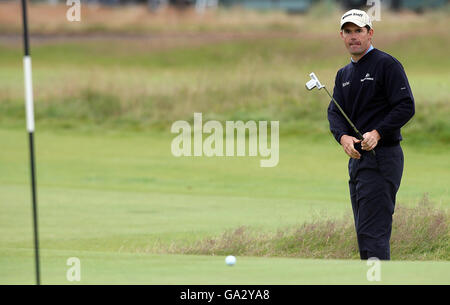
[[0, 2, 337, 35], [159, 195, 449, 260], [0, 5, 449, 143], [1, 58, 448, 142], [1, 2, 449, 35]]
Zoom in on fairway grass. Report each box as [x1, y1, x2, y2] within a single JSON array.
[[0, 128, 449, 284], [1, 248, 449, 285]]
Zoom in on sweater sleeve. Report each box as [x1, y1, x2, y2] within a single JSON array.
[[374, 62, 415, 139], [327, 70, 351, 144]]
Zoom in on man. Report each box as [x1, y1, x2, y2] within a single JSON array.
[[327, 9, 415, 260]]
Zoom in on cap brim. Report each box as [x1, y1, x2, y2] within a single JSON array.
[[340, 20, 368, 29]]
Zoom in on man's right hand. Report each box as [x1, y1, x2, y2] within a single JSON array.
[[340, 135, 362, 159]]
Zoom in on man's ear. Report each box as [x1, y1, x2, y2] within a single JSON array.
[[340, 30, 344, 39], [368, 28, 374, 42]]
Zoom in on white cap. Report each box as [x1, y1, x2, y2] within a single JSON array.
[[340, 9, 373, 30]]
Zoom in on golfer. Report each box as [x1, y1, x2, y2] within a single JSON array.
[[327, 9, 415, 260]]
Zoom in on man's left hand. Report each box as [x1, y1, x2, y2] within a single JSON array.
[[361, 130, 381, 151]]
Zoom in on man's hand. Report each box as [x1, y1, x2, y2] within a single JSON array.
[[340, 135, 362, 159], [361, 130, 381, 151]]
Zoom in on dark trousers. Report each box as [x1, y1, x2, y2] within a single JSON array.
[[348, 144, 404, 260]]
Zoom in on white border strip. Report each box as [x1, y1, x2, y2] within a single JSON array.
[[23, 56, 35, 132]]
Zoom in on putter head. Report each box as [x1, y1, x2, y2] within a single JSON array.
[[305, 72, 324, 90]]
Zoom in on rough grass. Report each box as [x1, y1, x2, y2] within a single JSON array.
[[1, 2, 449, 35], [0, 2, 363, 35], [158, 194, 449, 260], [0, 4, 449, 144], [1, 38, 449, 142], [0, 2, 311, 35]]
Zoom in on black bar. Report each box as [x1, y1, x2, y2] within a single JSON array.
[[28, 132, 40, 285], [21, 0, 30, 56], [21, 0, 40, 285]]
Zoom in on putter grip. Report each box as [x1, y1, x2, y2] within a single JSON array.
[[356, 133, 376, 156]]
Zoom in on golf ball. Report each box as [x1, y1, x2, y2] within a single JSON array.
[[225, 255, 236, 266]]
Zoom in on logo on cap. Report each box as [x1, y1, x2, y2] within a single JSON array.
[[342, 12, 363, 20], [340, 9, 373, 29]]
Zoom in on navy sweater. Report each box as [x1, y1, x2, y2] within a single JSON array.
[[327, 48, 415, 146]]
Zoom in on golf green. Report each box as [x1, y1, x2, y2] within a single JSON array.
[[1, 128, 448, 284]]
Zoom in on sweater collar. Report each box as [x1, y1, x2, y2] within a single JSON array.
[[351, 45, 374, 64]]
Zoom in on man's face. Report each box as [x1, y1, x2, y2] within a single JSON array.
[[340, 23, 374, 56]]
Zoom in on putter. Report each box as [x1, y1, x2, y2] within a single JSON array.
[[306, 72, 375, 156]]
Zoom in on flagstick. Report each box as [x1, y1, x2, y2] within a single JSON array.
[[21, 0, 40, 285]]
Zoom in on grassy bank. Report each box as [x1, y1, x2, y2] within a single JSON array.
[[1, 126, 449, 283], [1, 128, 448, 256], [1, 7, 449, 144], [164, 197, 448, 261], [1, 38, 449, 144]]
